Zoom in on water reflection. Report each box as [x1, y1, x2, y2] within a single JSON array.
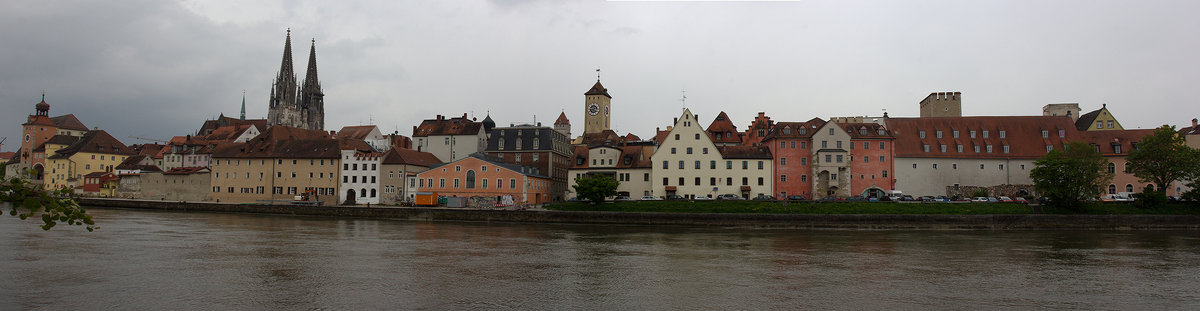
[[1, 208, 1199, 309]]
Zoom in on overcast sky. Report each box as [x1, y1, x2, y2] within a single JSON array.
[[3, 0, 1199, 152]]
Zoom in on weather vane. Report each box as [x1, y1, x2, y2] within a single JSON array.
[[596, 67, 601, 81], [681, 90, 687, 110]]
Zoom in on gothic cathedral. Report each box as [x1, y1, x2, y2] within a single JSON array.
[[583, 79, 611, 134], [268, 29, 325, 131]]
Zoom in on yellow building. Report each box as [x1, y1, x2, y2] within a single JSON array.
[[44, 130, 133, 190], [209, 126, 355, 205], [1075, 104, 1124, 131]]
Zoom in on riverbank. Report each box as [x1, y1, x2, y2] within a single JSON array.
[[79, 198, 1200, 230]]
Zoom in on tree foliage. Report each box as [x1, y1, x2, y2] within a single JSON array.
[[572, 174, 619, 204], [1031, 141, 1113, 208], [1, 172, 96, 231], [1127, 126, 1200, 202]]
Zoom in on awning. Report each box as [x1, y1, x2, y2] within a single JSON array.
[[740, 186, 751, 191], [665, 186, 677, 191]]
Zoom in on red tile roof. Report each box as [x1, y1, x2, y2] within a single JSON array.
[[47, 130, 133, 159], [337, 125, 377, 140], [836, 122, 893, 139], [706, 111, 743, 144], [49, 114, 89, 131], [23, 115, 57, 127], [718, 145, 772, 159], [198, 115, 267, 135], [381, 148, 442, 167], [203, 125, 256, 142], [1081, 129, 1155, 156], [163, 167, 210, 175], [761, 118, 827, 141], [413, 114, 483, 137], [886, 116, 1082, 159], [130, 143, 166, 156], [554, 112, 570, 125], [570, 145, 653, 169], [211, 126, 339, 159]]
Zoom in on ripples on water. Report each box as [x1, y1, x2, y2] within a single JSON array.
[[2, 208, 1200, 310]]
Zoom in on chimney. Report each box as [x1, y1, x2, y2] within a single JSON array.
[[1193, 118, 1198, 127], [437, 115, 443, 121]]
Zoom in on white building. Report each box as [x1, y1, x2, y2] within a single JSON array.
[[651, 109, 774, 199], [412, 114, 489, 162], [338, 149, 383, 204]]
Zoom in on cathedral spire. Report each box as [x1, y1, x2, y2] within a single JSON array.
[[301, 38, 322, 97], [240, 91, 246, 121], [277, 29, 295, 85]]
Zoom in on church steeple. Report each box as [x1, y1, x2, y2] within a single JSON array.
[[268, 29, 298, 127], [240, 91, 246, 121], [301, 39, 322, 97]]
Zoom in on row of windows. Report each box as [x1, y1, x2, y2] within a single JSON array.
[[919, 129, 1006, 139], [215, 171, 336, 179], [211, 186, 332, 195], [670, 147, 709, 155], [215, 159, 331, 166], [663, 177, 764, 186], [422, 177, 520, 190], [343, 175, 377, 184], [662, 160, 765, 170], [912, 163, 1027, 170], [923, 144, 1010, 154], [777, 170, 890, 183], [343, 163, 377, 171], [1108, 184, 1149, 194]]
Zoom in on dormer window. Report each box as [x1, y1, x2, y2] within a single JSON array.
[[783, 127, 791, 135], [919, 131, 926, 139]]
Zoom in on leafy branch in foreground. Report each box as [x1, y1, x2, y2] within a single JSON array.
[[1, 173, 96, 231]]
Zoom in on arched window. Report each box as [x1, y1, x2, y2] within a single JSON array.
[[361, 188, 367, 197], [1146, 184, 1155, 192], [1126, 184, 1134, 193], [466, 170, 476, 189], [1108, 184, 1116, 194], [371, 189, 377, 198], [1108, 163, 1115, 174]]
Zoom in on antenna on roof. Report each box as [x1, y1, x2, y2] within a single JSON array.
[[680, 90, 687, 111]]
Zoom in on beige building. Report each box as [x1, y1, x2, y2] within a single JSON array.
[[651, 109, 773, 199], [1075, 104, 1124, 131], [1043, 103, 1082, 121], [379, 148, 441, 205], [810, 121, 853, 199], [44, 130, 133, 190], [138, 167, 212, 201], [582, 80, 612, 135], [209, 126, 343, 205], [919, 92, 962, 118], [567, 143, 654, 199]]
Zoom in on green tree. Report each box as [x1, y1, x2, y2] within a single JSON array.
[[1127, 126, 1200, 203], [1031, 141, 1113, 208], [572, 174, 619, 204], [2, 172, 96, 231]]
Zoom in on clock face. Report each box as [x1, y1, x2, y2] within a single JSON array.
[[604, 105, 609, 116], [588, 103, 600, 116]]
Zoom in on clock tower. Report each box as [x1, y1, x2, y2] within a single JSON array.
[[583, 79, 611, 134]]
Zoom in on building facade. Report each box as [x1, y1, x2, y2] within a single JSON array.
[[567, 144, 654, 199], [484, 124, 572, 201], [44, 130, 133, 190], [208, 126, 342, 205], [582, 80, 612, 135], [651, 109, 774, 199], [379, 148, 441, 205], [416, 153, 553, 205], [338, 149, 383, 205], [413, 114, 488, 162], [919, 92, 962, 118]]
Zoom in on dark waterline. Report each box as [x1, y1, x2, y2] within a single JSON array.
[[2, 208, 1200, 310]]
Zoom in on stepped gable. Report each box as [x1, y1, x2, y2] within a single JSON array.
[[413, 114, 482, 137], [381, 147, 441, 167], [886, 116, 1082, 159], [49, 114, 88, 131], [1081, 129, 1156, 156], [48, 130, 133, 159], [718, 145, 772, 159]]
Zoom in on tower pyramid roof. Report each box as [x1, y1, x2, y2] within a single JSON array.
[[554, 112, 570, 125]]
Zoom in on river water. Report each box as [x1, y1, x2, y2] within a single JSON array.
[[2, 208, 1200, 310]]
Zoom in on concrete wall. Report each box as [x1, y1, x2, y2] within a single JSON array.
[[895, 157, 1036, 197], [79, 198, 1200, 230]]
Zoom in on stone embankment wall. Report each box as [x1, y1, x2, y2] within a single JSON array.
[[79, 198, 1200, 230]]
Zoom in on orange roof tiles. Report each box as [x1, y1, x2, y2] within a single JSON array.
[[886, 116, 1082, 159]]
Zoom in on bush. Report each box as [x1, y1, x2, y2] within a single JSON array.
[[970, 188, 990, 198]]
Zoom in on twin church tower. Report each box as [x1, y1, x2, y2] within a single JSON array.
[[267, 29, 325, 131]]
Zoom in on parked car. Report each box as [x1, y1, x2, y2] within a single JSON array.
[[902, 195, 915, 202], [640, 195, 662, 201], [971, 197, 989, 202], [752, 195, 775, 201], [786, 195, 807, 201], [1014, 197, 1029, 204], [613, 195, 632, 201], [819, 196, 842, 202], [998, 196, 1014, 203], [664, 195, 685, 201], [846, 195, 868, 202], [987, 197, 999, 203], [717, 194, 744, 200], [693, 196, 714, 201]]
